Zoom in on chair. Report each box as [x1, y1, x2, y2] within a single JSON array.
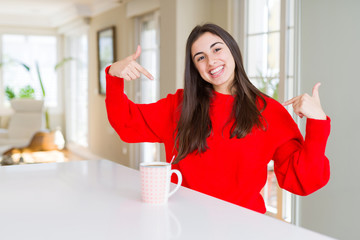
[[0, 99, 45, 154]]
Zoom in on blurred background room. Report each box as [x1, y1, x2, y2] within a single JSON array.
[[0, 0, 359, 239]]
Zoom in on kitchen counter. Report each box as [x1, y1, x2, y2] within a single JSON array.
[[0, 159, 335, 240]]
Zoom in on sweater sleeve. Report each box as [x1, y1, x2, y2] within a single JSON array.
[[270, 100, 331, 196], [105, 66, 179, 143]]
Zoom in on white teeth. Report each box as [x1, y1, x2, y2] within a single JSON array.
[[210, 66, 224, 75]]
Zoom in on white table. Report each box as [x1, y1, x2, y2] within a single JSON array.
[[0, 160, 335, 240]]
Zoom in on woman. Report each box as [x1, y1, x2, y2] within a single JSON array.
[[106, 23, 330, 214]]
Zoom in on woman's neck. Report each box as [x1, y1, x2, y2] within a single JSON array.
[[213, 85, 235, 95], [213, 86, 231, 95]]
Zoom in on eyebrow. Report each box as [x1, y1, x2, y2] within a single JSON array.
[[192, 42, 224, 60]]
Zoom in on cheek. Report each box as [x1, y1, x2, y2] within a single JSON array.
[[196, 63, 207, 75], [227, 57, 236, 71], [195, 68, 208, 82]]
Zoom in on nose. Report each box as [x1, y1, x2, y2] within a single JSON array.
[[207, 54, 217, 66]]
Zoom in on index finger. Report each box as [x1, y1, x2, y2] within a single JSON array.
[[282, 96, 299, 106], [134, 61, 154, 80]]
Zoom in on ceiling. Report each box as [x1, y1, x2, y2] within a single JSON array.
[[0, 0, 125, 28]]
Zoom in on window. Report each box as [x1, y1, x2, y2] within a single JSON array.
[[0, 34, 58, 108], [136, 14, 159, 104], [65, 33, 89, 147], [247, 0, 280, 99], [242, 0, 297, 222], [133, 11, 160, 167]]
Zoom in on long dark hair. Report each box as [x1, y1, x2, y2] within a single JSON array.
[[174, 23, 267, 164]]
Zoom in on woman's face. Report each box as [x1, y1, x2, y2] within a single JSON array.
[[191, 32, 235, 94]]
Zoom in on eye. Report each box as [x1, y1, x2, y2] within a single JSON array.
[[197, 55, 205, 62], [214, 48, 222, 53]]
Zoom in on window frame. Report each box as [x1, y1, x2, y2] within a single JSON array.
[[131, 10, 161, 169], [235, 0, 301, 224], [64, 33, 89, 149], [60, 20, 90, 154]]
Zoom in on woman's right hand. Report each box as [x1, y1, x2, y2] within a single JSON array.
[[108, 45, 154, 81]]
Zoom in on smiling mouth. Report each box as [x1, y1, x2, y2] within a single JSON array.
[[210, 65, 224, 76]]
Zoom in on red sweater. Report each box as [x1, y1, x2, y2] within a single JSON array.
[[105, 67, 331, 214]]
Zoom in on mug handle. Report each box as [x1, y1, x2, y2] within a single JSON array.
[[168, 170, 182, 198]]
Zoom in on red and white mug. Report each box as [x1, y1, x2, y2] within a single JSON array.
[[140, 162, 182, 204]]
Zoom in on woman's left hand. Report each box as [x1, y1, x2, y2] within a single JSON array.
[[282, 82, 327, 120]]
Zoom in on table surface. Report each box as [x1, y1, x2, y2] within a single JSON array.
[[0, 159, 335, 240]]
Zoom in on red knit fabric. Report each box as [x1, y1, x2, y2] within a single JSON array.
[[105, 66, 331, 214]]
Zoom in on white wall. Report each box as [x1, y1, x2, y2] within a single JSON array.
[[299, 0, 360, 239], [88, 6, 135, 167]]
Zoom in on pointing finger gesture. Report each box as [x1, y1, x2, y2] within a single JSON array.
[[108, 45, 154, 81], [282, 82, 327, 120]]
